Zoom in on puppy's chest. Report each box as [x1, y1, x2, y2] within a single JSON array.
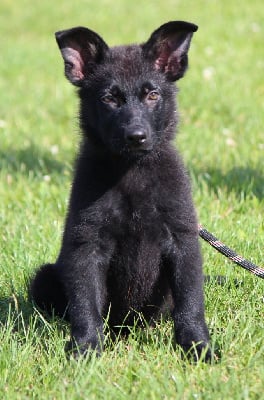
[[108, 191, 164, 268], [107, 202, 163, 308], [104, 186, 166, 306], [108, 189, 162, 237]]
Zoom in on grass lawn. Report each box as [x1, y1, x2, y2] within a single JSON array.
[[0, 0, 263, 398]]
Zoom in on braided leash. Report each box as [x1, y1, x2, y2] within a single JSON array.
[[198, 225, 264, 279]]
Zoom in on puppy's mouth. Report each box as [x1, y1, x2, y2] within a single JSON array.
[[126, 143, 153, 154], [108, 135, 153, 157], [119, 145, 153, 159]]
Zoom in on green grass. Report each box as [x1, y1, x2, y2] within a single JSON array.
[[0, 0, 263, 398]]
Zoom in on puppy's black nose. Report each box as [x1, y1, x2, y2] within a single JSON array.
[[125, 130, 147, 146]]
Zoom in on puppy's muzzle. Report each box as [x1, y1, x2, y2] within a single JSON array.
[[125, 127, 152, 151]]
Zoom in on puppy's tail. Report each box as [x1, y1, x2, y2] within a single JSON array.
[[30, 263, 69, 319]]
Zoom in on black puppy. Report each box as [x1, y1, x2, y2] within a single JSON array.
[[31, 21, 211, 360]]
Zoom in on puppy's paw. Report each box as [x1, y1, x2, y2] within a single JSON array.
[[65, 337, 102, 359], [181, 342, 213, 363]]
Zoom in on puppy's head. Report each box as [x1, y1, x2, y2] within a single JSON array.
[[55, 22, 198, 157]]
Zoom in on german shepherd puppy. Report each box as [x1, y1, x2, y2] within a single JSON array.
[[30, 21, 211, 360]]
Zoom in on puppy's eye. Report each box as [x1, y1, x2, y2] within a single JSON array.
[[101, 94, 116, 104], [146, 91, 160, 101]]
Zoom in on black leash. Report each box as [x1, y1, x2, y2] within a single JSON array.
[[198, 225, 264, 279]]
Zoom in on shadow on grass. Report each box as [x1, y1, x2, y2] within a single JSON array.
[[0, 143, 68, 175], [0, 290, 68, 345], [2, 144, 263, 200], [0, 292, 33, 326], [0, 293, 222, 363], [194, 166, 264, 199]]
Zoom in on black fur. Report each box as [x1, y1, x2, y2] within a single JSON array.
[[30, 21, 211, 360]]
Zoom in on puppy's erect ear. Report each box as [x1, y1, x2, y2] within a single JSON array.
[[142, 21, 198, 81], [55, 27, 109, 86]]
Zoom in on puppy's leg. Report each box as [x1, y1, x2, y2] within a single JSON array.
[[165, 234, 211, 361], [58, 245, 110, 357]]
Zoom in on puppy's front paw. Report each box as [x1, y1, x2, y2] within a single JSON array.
[[181, 342, 212, 363], [65, 337, 103, 359]]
